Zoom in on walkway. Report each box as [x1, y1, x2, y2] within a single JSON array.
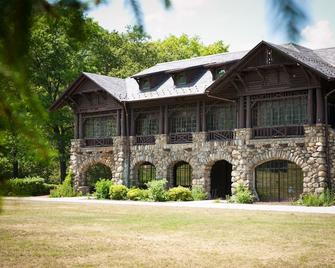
[[5, 196, 335, 214]]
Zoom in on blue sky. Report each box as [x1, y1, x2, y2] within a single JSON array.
[[87, 0, 335, 52]]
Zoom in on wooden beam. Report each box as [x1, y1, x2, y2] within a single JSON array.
[[121, 109, 125, 136], [230, 80, 241, 92], [256, 68, 264, 82], [196, 101, 201, 132], [246, 96, 251, 128], [116, 109, 121, 136], [130, 108, 135, 136], [78, 113, 83, 139], [236, 73, 248, 90], [307, 88, 314, 124], [300, 65, 311, 85], [202, 101, 206, 132], [239, 96, 245, 128], [316, 88, 325, 123], [164, 105, 168, 134], [159, 106, 164, 134]]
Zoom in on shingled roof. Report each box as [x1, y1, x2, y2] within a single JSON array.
[[51, 41, 335, 109]]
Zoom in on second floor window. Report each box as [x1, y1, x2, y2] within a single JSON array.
[[140, 78, 151, 90], [213, 68, 226, 80], [252, 95, 307, 127], [206, 103, 236, 131], [84, 116, 116, 138], [169, 107, 196, 133], [136, 113, 159, 136]]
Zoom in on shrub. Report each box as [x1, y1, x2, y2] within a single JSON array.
[[127, 188, 149, 201], [295, 190, 335, 207], [146, 179, 168, 202], [168, 186, 193, 201], [109, 184, 128, 200], [191, 185, 208, 200], [50, 171, 77, 197], [95, 179, 113, 199], [229, 183, 254, 204], [3, 177, 49, 196]]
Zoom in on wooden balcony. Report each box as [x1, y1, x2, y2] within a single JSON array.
[[135, 135, 156, 145], [252, 125, 304, 139], [168, 133, 193, 144], [206, 130, 235, 141], [84, 138, 113, 147]]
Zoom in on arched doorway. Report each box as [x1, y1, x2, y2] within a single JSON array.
[[210, 160, 232, 198], [85, 163, 112, 192], [255, 160, 303, 202], [138, 162, 156, 188], [173, 162, 192, 187]]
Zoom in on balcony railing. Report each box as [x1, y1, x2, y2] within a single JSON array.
[[252, 125, 304, 139], [169, 132, 193, 144], [135, 135, 156, 145], [84, 138, 113, 147], [206, 130, 235, 141]]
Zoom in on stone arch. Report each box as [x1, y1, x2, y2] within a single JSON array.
[[131, 160, 157, 187], [166, 157, 195, 188], [202, 152, 234, 194], [76, 154, 114, 191], [246, 150, 307, 199]]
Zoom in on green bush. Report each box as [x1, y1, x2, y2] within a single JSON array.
[[229, 183, 254, 204], [95, 179, 113, 199], [109, 184, 128, 200], [146, 179, 168, 202], [3, 177, 50, 196], [191, 185, 208, 200], [127, 188, 149, 201], [50, 171, 77, 197], [168, 186, 193, 201], [295, 190, 335, 207]]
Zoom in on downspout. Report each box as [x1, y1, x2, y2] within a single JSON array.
[[324, 88, 335, 192], [122, 101, 131, 188]]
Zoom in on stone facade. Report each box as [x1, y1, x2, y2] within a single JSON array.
[[70, 124, 334, 196]]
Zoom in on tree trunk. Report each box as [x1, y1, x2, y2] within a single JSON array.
[[60, 158, 67, 182]]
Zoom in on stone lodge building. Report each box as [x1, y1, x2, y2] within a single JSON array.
[[51, 41, 335, 202]]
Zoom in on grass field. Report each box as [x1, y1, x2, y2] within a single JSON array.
[[0, 199, 335, 268]]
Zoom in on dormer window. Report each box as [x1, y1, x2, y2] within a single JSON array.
[[174, 73, 187, 86], [140, 78, 151, 90], [213, 68, 226, 80]]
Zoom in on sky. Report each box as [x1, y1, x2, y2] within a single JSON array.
[[87, 0, 335, 52]]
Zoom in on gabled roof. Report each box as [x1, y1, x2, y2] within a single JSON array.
[[49, 72, 126, 111], [51, 41, 335, 110], [82, 72, 127, 101], [206, 41, 335, 94]]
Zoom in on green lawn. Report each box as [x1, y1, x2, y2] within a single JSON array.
[[0, 199, 335, 268]]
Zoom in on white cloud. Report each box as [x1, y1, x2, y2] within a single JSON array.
[[302, 20, 335, 49]]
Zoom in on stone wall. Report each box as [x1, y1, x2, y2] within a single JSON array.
[[70, 124, 330, 196]]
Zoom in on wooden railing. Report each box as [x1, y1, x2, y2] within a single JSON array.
[[84, 138, 113, 147], [252, 125, 304, 139], [135, 135, 156, 145], [206, 130, 235, 141], [169, 133, 193, 144]]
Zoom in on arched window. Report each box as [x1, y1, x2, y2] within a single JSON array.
[[173, 162, 192, 187], [138, 162, 156, 187], [255, 160, 303, 202], [85, 163, 112, 192]]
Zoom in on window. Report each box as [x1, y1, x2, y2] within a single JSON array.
[[138, 162, 156, 187], [169, 106, 196, 133], [136, 113, 159, 136], [140, 78, 151, 90], [84, 116, 116, 138], [206, 103, 236, 131], [174, 73, 187, 86], [213, 68, 226, 80], [252, 96, 307, 127], [255, 160, 303, 201], [173, 162, 192, 187]]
